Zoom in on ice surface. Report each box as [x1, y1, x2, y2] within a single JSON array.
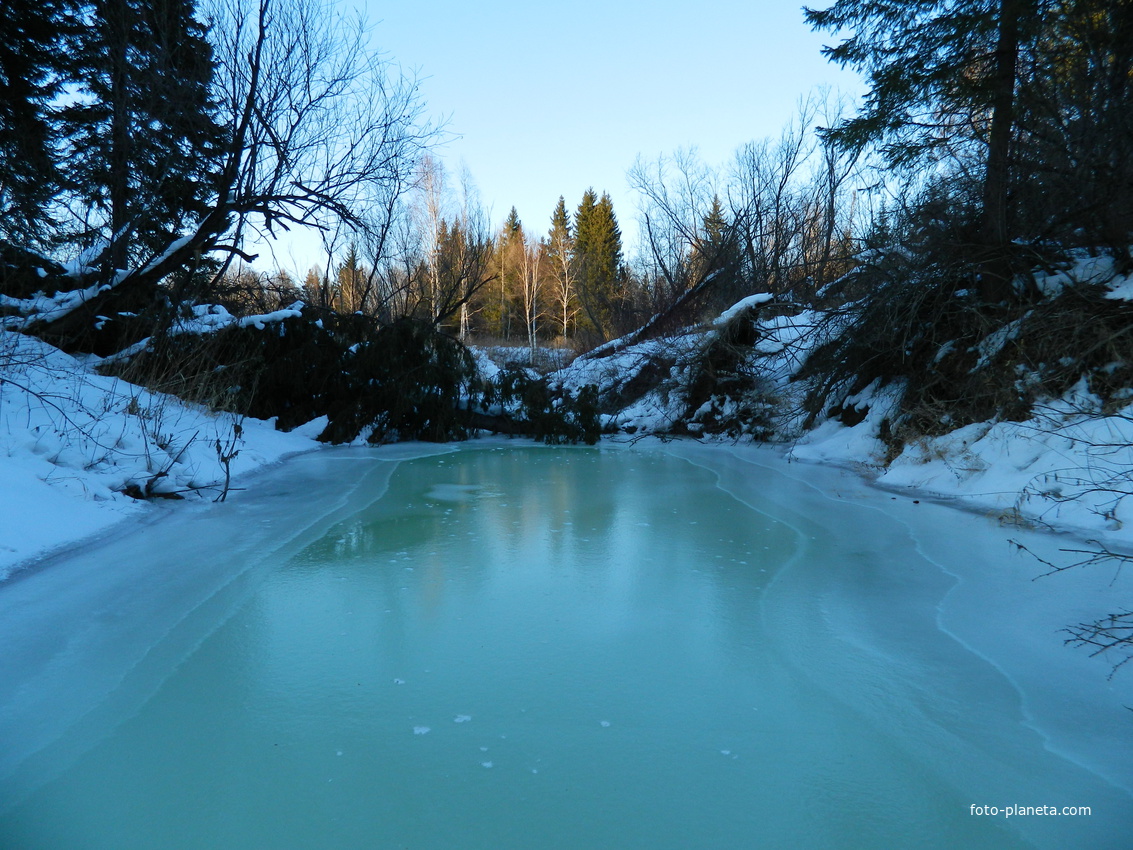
[[0, 448, 401, 798], [664, 440, 1133, 812], [0, 443, 1130, 849]]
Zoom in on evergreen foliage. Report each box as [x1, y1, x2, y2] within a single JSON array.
[[1011, 0, 1133, 260], [482, 367, 601, 445], [807, 0, 1133, 279], [335, 244, 367, 313], [572, 189, 624, 342], [109, 308, 603, 446], [483, 207, 526, 340], [503, 206, 522, 238], [804, 0, 1028, 167], [0, 0, 77, 241], [60, 0, 226, 273], [805, 0, 1033, 299], [693, 195, 745, 316], [548, 198, 571, 248], [114, 311, 479, 444]]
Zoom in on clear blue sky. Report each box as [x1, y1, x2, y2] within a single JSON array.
[[267, 1, 862, 273]]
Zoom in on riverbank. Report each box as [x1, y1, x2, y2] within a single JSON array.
[[0, 330, 326, 579], [7, 321, 1133, 578]]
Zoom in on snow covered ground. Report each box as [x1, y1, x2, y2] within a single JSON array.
[[0, 330, 323, 579], [791, 380, 1133, 549]]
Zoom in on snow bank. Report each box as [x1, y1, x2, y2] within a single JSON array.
[[0, 331, 320, 579], [553, 283, 1133, 554]]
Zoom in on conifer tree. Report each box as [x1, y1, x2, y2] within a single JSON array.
[[573, 189, 623, 341], [60, 0, 226, 275], [503, 207, 522, 239], [490, 206, 525, 339], [302, 267, 330, 308], [805, 0, 1034, 298], [693, 195, 744, 313], [336, 243, 367, 313], [808, 0, 1133, 281], [0, 0, 77, 240], [1011, 0, 1133, 257]]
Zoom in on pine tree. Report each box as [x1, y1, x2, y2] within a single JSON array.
[[60, 0, 226, 275], [0, 0, 77, 240], [573, 189, 623, 341], [805, 0, 1034, 299]]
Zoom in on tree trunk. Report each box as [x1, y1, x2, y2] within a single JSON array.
[[980, 0, 1021, 302], [108, 0, 133, 277]]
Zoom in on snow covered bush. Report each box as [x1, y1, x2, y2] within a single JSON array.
[[109, 309, 480, 445], [677, 300, 779, 439], [477, 365, 601, 445]]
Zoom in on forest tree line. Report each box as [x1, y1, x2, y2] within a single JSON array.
[[221, 100, 862, 355]]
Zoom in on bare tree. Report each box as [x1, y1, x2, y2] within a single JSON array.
[[545, 197, 577, 343], [520, 234, 544, 354], [360, 157, 495, 329], [453, 167, 492, 339], [628, 147, 719, 316], [8, 0, 436, 353], [627, 148, 752, 339], [728, 103, 819, 298], [411, 154, 448, 321]]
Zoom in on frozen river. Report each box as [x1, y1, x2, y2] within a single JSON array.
[[0, 441, 1130, 848]]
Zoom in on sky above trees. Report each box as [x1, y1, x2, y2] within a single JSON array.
[[325, 0, 862, 260]]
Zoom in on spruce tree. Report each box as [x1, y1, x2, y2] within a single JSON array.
[[303, 267, 331, 309], [60, 0, 226, 275], [492, 207, 525, 340], [805, 0, 1035, 299], [1011, 0, 1133, 257], [573, 189, 623, 341], [694, 195, 744, 313], [336, 243, 366, 313], [0, 0, 77, 240]]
